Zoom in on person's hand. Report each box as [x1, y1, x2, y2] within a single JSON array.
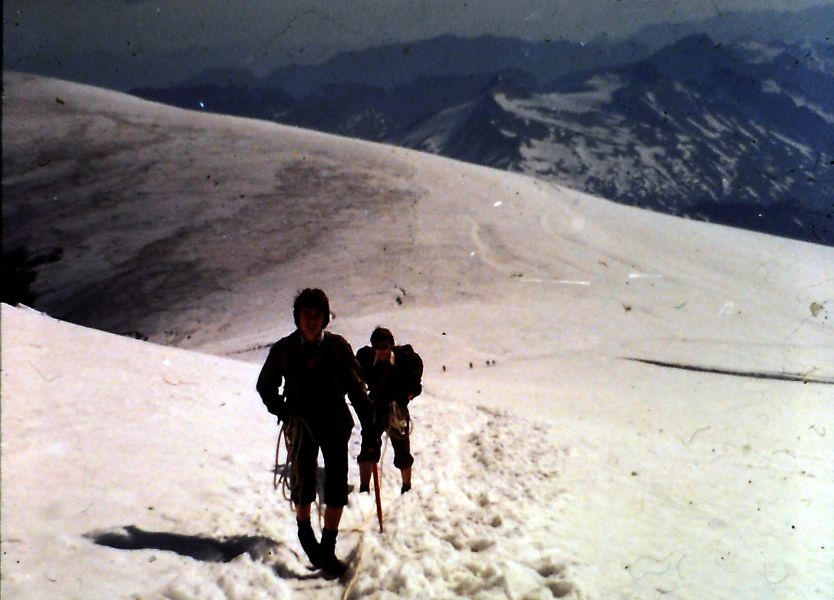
[[361, 437, 381, 462], [397, 394, 413, 408], [276, 407, 290, 424], [361, 412, 378, 437], [267, 396, 286, 420]]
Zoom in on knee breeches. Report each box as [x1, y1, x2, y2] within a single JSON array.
[[358, 403, 414, 470], [291, 427, 350, 507]]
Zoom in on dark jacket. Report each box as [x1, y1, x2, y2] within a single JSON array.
[[257, 330, 373, 438], [356, 344, 423, 409]]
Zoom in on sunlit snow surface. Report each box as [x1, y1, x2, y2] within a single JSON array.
[[2, 73, 834, 599]]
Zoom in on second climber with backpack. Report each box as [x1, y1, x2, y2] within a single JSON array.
[[356, 327, 423, 494]]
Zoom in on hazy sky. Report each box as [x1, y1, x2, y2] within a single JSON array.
[[3, 0, 832, 88]]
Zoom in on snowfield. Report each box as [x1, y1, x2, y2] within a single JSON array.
[[2, 72, 833, 599]]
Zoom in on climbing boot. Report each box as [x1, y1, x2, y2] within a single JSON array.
[[297, 518, 321, 567], [319, 528, 347, 576]]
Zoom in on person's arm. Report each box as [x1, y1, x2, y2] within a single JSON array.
[[355, 346, 374, 382], [407, 376, 422, 401], [342, 341, 375, 434], [256, 343, 286, 419]]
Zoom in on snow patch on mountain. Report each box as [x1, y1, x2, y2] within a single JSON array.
[[763, 79, 834, 125]]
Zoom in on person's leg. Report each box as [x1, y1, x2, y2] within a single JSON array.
[[324, 506, 343, 530], [390, 427, 414, 493], [296, 504, 312, 520], [319, 433, 351, 575], [293, 431, 321, 566], [357, 434, 381, 493], [318, 506, 346, 575], [296, 504, 320, 566], [358, 461, 373, 492], [292, 428, 320, 507], [400, 466, 412, 490]]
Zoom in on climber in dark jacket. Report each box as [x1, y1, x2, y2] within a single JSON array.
[[256, 288, 374, 575], [356, 327, 423, 494]]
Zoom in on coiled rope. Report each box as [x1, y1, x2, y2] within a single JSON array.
[[387, 401, 412, 439], [273, 416, 323, 527], [273, 417, 299, 500]]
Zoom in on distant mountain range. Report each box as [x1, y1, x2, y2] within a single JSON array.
[[628, 3, 834, 50], [133, 16, 834, 246], [392, 35, 834, 244]]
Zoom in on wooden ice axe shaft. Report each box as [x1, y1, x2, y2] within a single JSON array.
[[372, 463, 383, 533]]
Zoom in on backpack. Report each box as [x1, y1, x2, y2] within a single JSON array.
[[396, 344, 423, 396]]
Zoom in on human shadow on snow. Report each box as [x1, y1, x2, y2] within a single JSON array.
[[87, 525, 319, 580]]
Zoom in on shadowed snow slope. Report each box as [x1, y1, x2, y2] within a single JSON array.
[[2, 73, 834, 599]]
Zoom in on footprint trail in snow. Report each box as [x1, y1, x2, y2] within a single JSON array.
[[342, 399, 579, 599]]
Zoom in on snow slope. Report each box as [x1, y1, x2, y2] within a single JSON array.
[[2, 304, 584, 599], [4, 296, 831, 599], [2, 73, 834, 599]]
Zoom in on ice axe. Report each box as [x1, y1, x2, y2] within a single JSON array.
[[372, 463, 384, 533]]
